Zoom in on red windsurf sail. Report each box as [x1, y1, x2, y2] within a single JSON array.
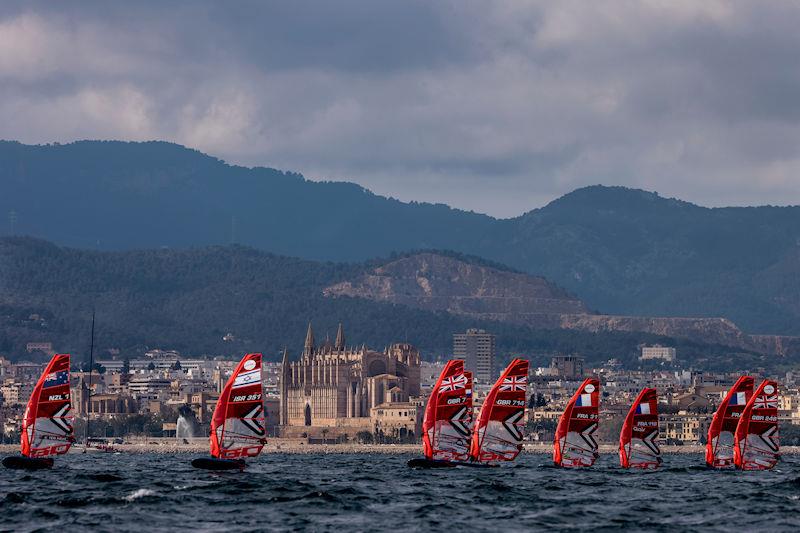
[[734, 379, 779, 470], [619, 388, 660, 469], [470, 358, 528, 463], [554, 378, 600, 467], [210, 353, 266, 459], [422, 360, 473, 462], [21, 353, 74, 458], [705, 375, 754, 468]]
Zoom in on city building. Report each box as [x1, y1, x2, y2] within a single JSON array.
[[640, 345, 677, 362], [453, 328, 495, 385], [550, 355, 585, 379]]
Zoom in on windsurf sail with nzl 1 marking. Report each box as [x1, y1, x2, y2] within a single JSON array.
[[470, 358, 528, 464], [554, 378, 600, 468], [734, 379, 779, 471], [21, 353, 74, 458], [422, 360, 473, 462], [210, 353, 266, 460], [619, 388, 661, 469], [705, 375, 754, 468]]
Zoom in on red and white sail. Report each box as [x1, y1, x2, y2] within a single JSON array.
[[470, 358, 528, 463], [554, 378, 600, 468], [210, 353, 266, 459], [619, 388, 660, 469], [422, 360, 473, 462], [734, 379, 779, 471], [705, 375, 754, 468], [21, 353, 74, 458]]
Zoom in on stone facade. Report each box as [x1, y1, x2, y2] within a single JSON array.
[[279, 323, 420, 430]]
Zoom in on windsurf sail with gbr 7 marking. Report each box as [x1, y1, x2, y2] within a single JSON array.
[[554, 378, 600, 468], [706, 375, 754, 468], [619, 388, 661, 469], [734, 379, 779, 471], [210, 353, 266, 460], [422, 360, 473, 462], [21, 353, 74, 458], [470, 358, 528, 463]]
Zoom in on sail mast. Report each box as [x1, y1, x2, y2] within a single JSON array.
[[84, 310, 95, 447]]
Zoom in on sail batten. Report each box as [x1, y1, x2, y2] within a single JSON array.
[[619, 387, 660, 469], [209, 353, 266, 459], [470, 358, 528, 463], [21, 354, 74, 458], [554, 378, 600, 468], [422, 360, 473, 462], [734, 379, 779, 470], [706, 376, 754, 468]]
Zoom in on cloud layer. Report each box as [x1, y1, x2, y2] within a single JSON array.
[[1, 1, 799, 216]]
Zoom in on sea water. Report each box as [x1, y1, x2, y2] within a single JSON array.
[[1, 453, 798, 531]]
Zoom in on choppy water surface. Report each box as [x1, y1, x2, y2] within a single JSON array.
[[1, 453, 799, 532]]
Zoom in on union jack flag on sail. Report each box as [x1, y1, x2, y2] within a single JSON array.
[[439, 373, 467, 392], [499, 376, 527, 392], [754, 395, 778, 409]]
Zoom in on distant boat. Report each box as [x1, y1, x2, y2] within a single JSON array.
[[408, 360, 474, 468], [554, 378, 600, 468], [619, 387, 661, 469], [734, 379, 779, 470], [192, 353, 266, 470], [706, 375, 754, 468], [2, 354, 75, 470], [469, 358, 528, 464]]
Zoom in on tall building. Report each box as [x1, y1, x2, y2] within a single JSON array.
[[453, 328, 495, 385], [550, 355, 585, 379], [279, 323, 421, 435]]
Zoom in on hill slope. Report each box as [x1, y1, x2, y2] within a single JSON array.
[[2, 141, 799, 334]]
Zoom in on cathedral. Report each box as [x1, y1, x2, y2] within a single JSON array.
[[279, 323, 420, 432]]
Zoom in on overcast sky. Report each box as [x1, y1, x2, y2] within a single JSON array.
[[1, 1, 799, 217]]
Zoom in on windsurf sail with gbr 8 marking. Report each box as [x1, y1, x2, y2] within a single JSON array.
[[706, 375, 754, 468], [554, 378, 600, 468], [619, 388, 661, 469], [210, 353, 266, 460], [734, 379, 779, 471], [469, 358, 528, 463], [422, 360, 473, 462], [21, 353, 74, 458]]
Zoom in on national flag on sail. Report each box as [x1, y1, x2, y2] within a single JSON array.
[[232, 368, 261, 388], [754, 395, 778, 409], [499, 376, 527, 392], [576, 394, 592, 407], [728, 391, 747, 406], [439, 374, 467, 392], [635, 402, 651, 415], [43, 370, 69, 388]]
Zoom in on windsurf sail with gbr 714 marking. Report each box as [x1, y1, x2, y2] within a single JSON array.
[[422, 360, 473, 462], [21, 353, 74, 458], [469, 358, 528, 463], [554, 378, 600, 468], [734, 379, 779, 471], [210, 353, 266, 460], [619, 387, 661, 469], [706, 375, 754, 468]]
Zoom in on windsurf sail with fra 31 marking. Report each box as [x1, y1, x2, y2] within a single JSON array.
[[619, 387, 661, 469], [554, 378, 600, 468], [21, 353, 74, 458], [422, 360, 473, 462], [706, 375, 754, 468], [734, 379, 779, 471], [470, 358, 528, 463], [210, 353, 266, 460]]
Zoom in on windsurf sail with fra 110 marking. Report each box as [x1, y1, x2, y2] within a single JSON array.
[[21, 353, 74, 458], [619, 387, 661, 469], [469, 358, 528, 464], [734, 379, 779, 471], [554, 378, 600, 468], [422, 360, 473, 462], [210, 353, 266, 460], [706, 375, 754, 468]]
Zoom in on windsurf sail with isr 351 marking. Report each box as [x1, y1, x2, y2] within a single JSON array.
[[554, 378, 600, 468]]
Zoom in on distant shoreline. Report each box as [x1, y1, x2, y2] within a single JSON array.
[[2, 442, 798, 455]]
